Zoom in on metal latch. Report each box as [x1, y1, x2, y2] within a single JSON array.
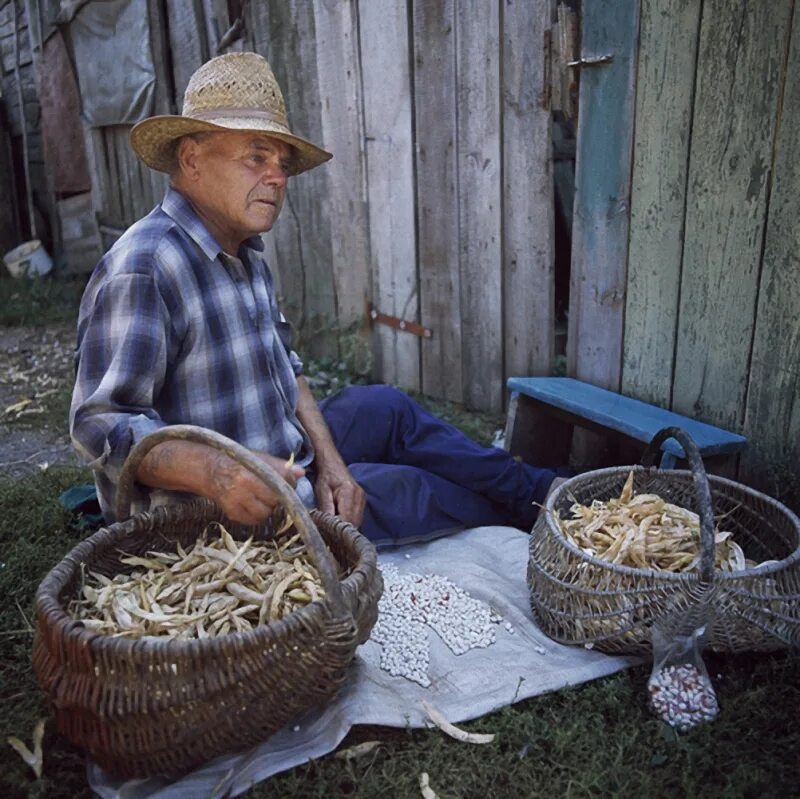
[[567, 54, 614, 68]]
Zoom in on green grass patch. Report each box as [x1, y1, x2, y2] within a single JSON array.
[[0, 275, 86, 327], [0, 465, 96, 799]]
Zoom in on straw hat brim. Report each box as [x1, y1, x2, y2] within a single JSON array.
[[130, 115, 332, 175]]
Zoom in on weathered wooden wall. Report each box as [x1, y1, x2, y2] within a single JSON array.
[[619, 0, 799, 486], [245, 0, 556, 410], [58, 0, 555, 408], [5, 0, 556, 412]]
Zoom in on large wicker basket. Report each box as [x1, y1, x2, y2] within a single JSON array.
[[528, 427, 800, 655], [33, 426, 383, 778]]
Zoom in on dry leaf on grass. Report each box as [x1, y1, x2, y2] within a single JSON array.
[[420, 772, 439, 799], [7, 718, 45, 779], [421, 700, 495, 744], [333, 740, 382, 760]]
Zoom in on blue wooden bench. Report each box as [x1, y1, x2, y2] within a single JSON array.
[[504, 377, 747, 472]]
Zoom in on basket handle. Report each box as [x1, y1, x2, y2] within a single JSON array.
[[641, 426, 715, 584], [115, 424, 347, 614]]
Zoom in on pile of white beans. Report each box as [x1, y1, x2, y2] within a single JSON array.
[[648, 663, 719, 730], [370, 565, 506, 687]]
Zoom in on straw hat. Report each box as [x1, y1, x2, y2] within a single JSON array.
[[130, 52, 332, 175]]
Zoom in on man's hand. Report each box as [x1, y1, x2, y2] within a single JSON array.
[[250, 450, 306, 489], [135, 441, 305, 527], [314, 461, 366, 527]]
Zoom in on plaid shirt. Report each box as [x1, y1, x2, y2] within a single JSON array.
[[70, 186, 315, 521]]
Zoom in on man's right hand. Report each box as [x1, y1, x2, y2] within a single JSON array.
[[135, 441, 304, 527], [206, 450, 306, 525]]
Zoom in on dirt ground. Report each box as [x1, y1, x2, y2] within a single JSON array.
[[0, 323, 81, 477]]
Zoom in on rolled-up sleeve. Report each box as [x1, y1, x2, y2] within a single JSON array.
[[70, 272, 172, 496]]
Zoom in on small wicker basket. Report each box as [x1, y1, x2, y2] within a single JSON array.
[[33, 426, 383, 778], [528, 427, 800, 655]]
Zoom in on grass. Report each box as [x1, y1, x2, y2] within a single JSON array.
[[0, 466, 96, 799], [0, 275, 86, 327]]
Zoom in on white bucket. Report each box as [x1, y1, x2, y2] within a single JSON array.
[[3, 239, 53, 278]]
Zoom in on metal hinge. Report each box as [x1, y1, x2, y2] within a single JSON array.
[[367, 304, 433, 339]]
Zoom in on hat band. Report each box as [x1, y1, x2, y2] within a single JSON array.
[[187, 108, 287, 127]]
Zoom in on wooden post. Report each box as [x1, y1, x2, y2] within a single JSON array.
[[312, 0, 371, 337], [567, 0, 640, 467], [414, 0, 463, 403], [359, 0, 420, 392], [13, 0, 36, 239], [671, 0, 794, 430], [502, 0, 555, 384], [457, 0, 502, 412], [622, 0, 702, 407], [247, 1, 338, 358], [567, 0, 640, 393], [741, 0, 800, 492]]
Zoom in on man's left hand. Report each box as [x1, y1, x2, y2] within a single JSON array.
[[315, 463, 366, 528]]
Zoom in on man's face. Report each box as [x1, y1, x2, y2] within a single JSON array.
[[182, 131, 293, 245]]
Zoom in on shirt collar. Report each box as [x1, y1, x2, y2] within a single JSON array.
[[160, 186, 265, 260]]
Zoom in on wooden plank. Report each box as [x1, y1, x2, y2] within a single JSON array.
[[82, 125, 110, 227], [115, 127, 135, 226], [165, 0, 207, 107], [1, 25, 31, 72], [507, 376, 746, 458], [456, 0, 502, 412], [550, 17, 562, 115], [200, 0, 225, 54], [57, 191, 102, 273], [621, 0, 702, 407], [148, 159, 168, 207], [672, 0, 793, 429], [557, 4, 579, 121], [359, 0, 419, 391], [505, 392, 574, 468], [502, 0, 554, 384], [311, 0, 370, 338], [0, 121, 21, 254], [414, 0, 462, 403], [567, 0, 640, 392], [248, 0, 338, 359], [129, 130, 153, 218], [741, 2, 800, 489], [147, 0, 173, 114], [260, 228, 281, 296]]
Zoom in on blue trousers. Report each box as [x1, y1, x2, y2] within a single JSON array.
[[315, 385, 556, 547]]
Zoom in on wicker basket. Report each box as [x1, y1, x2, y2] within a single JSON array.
[[528, 427, 800, 655], [33, 426, 383, 779]]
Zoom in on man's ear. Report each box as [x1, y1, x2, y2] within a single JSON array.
[[177, 136, 202, 181]]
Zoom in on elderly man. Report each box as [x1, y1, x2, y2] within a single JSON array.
[[71, 53, 562, 545]]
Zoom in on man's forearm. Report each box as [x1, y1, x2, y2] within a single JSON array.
[[295, 376, 346, 469], [295, 377, 366, 524], [136, 440, 222, 496], [136, 440, 295, 526]]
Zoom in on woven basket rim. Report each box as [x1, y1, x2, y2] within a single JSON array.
[[35, 501, 371, 657], [543, 464, 800, 582]]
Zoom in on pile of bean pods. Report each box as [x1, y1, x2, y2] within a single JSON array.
[[68, 521, 328, 639], [556, 471, 755, 572]]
